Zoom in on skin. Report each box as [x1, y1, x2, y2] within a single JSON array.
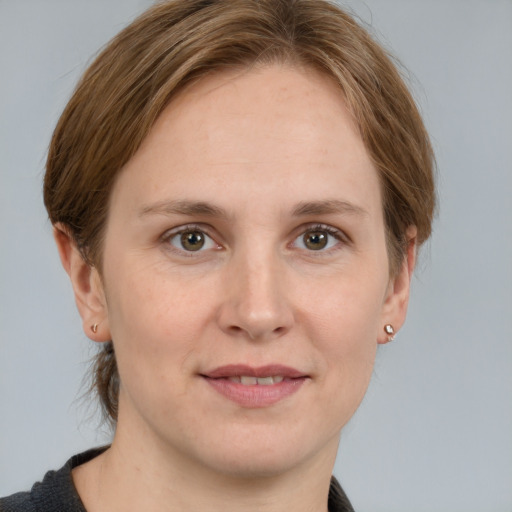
[[55, 64, 416, 512]]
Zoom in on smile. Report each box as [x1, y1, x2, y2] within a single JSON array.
[[201, 365, 308, 408], [227, 376, 284, 385]]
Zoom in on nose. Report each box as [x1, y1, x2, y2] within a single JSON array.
[[217, 249, 294, 341]]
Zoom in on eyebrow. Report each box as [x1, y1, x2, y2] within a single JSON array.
[[292, 199, 368, 217], [139, 198, 368, 219], [139, 200, 229, 219]]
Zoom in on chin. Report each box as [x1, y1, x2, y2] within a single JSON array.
[[186, 425, 339, 480], [202, 450, 308, 479]]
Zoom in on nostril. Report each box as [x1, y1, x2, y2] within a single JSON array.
[[226, 323, 287, 341], [218, 294, 294, 340]]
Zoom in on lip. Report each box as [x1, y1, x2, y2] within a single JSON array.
[[203, 364, 306, 379], [201, 364, 309, 408]]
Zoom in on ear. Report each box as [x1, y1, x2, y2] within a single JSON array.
[[378, 226, 417, 344], [53, 223, 111, 342]]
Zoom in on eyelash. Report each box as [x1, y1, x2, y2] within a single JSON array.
[[160, 224, 220, 257], [160, 223, 348, 256], [290, 223, 348, 254]]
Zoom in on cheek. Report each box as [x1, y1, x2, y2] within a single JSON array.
[[106, 255, 205, 330], [103, 261, 209, 378], [303, 268, 386, 348], [303, 272, 385, 402], [102, 256, 233, 388], [315, 298, 379, 384], [102, 270, 210, 427]]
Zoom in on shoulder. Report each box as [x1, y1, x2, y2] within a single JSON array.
[[0, 491, 36, 512], [0, 448, 107, 512]]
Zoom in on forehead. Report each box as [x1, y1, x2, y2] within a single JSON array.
[[156, 64, 363, 161], [113, 64, 381, 219]]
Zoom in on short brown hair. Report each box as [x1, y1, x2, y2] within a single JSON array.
[[44, 0, 436, 422]]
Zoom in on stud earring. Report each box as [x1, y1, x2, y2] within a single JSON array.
[[384, 324, 395, 341], [91, 323, 98, 334]]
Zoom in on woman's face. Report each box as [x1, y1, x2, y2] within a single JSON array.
[[82, 65, 412, 477]]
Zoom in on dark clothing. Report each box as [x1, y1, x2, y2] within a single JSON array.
[[1, 448, 354, 511], [0, 449, 103, 512], [328, 476, 356, 512]]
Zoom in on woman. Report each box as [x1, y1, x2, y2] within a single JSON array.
[[1, 0, 435, 511]]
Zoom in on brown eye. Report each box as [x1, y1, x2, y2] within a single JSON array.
[[180, 231, 205, 251], [168, 227, 218, 254], [303, 231, 328, 250]]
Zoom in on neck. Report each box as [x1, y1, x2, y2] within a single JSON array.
[[73, 417, 339, 512]]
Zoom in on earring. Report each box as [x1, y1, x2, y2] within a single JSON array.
[[91, 323, 98, 334], [384, 324, 395, 341]]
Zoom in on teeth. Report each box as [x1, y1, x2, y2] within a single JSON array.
[[240, 376, 258, 385], [256, 376, 274, 386], [230, 376, 285, 386]]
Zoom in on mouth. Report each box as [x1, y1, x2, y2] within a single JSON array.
[[225, 375, 285, 385], [200, 365, 308, 408]]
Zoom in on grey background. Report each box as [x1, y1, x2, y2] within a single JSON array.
[[1, 1, 511, 511]]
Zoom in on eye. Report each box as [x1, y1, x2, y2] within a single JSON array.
[[292, 225, 343, 252], [166, 228, 218, 253]]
